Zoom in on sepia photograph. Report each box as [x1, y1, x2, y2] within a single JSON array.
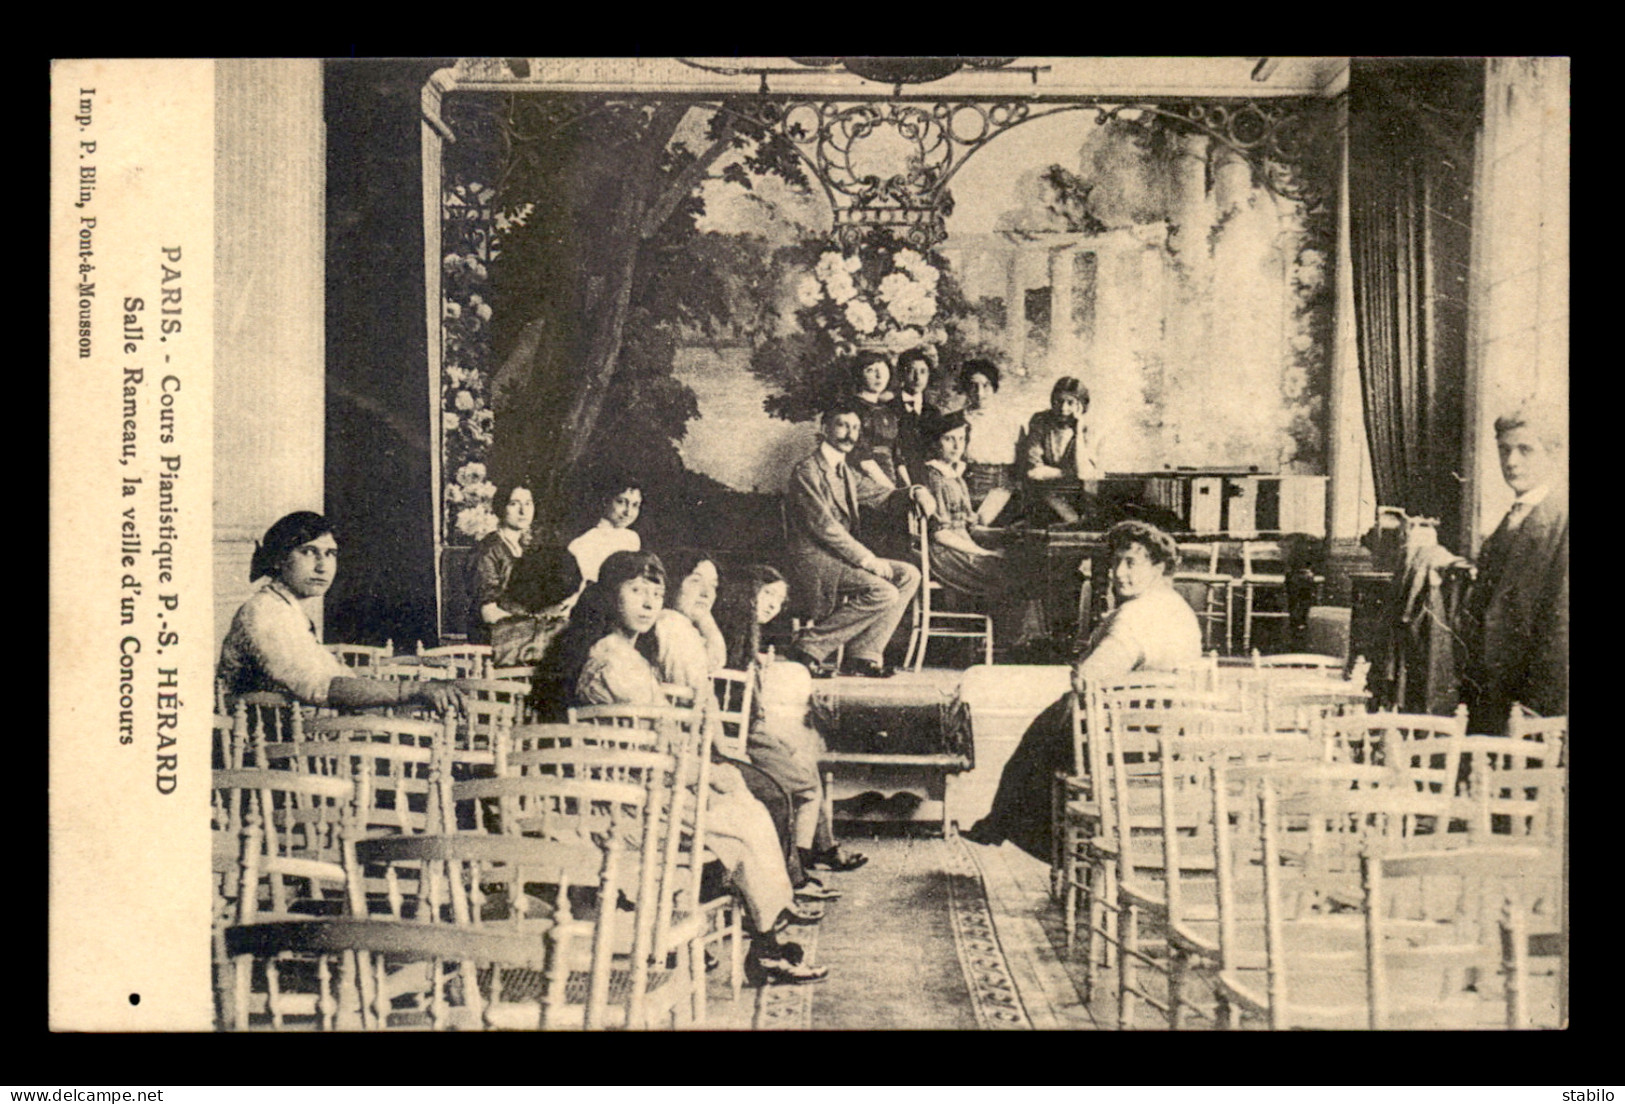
[[50, 56, 1568, 1033]]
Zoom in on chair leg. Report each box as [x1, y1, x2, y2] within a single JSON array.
[[1168, 949, 1187, 1029], [1118, 902, 1138, 1029], [689, 936, 707, 1025], [729, 908, 744, 1001], [1078, 876, 1095, 1002], [1063, 864, 1078, 956]]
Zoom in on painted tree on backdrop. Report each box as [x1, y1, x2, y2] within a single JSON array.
[[450, 95, 811, 535]]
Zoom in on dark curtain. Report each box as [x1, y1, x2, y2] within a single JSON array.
[[1348, 59, 1483, 553]]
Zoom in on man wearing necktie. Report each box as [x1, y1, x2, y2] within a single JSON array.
[[783, 402, 933, 677], [1462, 406, 1569, 734]]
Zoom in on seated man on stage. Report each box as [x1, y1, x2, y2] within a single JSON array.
[[783, 402, 934, 679], [1462, 404, 1568, 734], [1018, 376, 1103, 527]]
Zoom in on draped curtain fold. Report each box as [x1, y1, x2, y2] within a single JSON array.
[[1348, 59, 1482, 553]]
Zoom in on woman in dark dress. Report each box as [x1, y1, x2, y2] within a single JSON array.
[[846, 351, 901, 491]]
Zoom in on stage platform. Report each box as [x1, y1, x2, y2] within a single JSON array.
[[813, 665, 1073, 836]]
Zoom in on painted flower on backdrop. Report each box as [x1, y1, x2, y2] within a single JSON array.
[[440, 178, 502, 542], [799, 246, 945, 356]]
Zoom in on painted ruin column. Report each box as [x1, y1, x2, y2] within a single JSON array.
[[1048, 242, 1078, 375], [1165, 131, 1212, 460], [1004, 243, 1027, 372]]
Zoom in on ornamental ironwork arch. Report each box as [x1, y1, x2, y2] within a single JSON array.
[[710, 95, 1339, 249]]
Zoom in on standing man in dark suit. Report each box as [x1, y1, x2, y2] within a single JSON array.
[[1463, 406, 1568, 734], [784, 402, 933, 678]]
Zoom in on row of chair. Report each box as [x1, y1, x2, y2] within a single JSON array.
[[212, 682, 755, 1030], [1171, 541, 1323, 656], [1051, 662, 1566, 1030]]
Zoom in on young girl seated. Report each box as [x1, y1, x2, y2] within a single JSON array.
[[918, 409, 1046, 654]]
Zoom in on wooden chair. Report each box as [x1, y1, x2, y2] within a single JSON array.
[[904, 509, 994, 672], [1174, 543, 1235, 656], [448, 678, 531, 771], [214, 769, 363, 1029], [456, 743, 704, 1028], [1064, 683, 1245, 1001], [710, 670, 754, 762], [276, 715, 454, 837], [1238, 541, 1290, 655], [1212, 767, 1548, 1029], [326, 640, 395, 672], [417, 641, 493, 679], [1093, 696, 1267, 1028], [1052, 673, 1180, 915], [563, 702, 742, 1006], [356, 790, 663, 1030], [1103, 728, 1338, 1029]]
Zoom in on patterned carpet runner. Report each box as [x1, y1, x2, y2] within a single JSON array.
[[750, 834, 1031, 1030]]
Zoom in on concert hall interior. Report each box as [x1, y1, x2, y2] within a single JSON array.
[[210, 57, 1567, 1031]]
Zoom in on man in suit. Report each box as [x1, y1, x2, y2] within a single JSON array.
[[1463, 406, 1568, 734], [784, 402, 933, 678]]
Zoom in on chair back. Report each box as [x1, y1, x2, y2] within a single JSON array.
[[449, 678, 531, 768], [454, 741, 696, 1028], [327, 640, 396, 671], [1093, 686, 1248, 872], [1241, 541, 1286, 581], [213, 768, 362, 924], [416, 641, 494, 678], [710, 670, 754, 761], [221, 916, 552, 1031], [1250, 651, 1344, 673], [221, 692, 308, 769], [285, 714, 455, 835]]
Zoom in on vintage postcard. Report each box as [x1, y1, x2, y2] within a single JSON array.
[[49, 57, 1566, 1032]]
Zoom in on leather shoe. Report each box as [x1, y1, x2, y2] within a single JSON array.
[[841, 658, 894, 678], [783, 645, 835, 678]]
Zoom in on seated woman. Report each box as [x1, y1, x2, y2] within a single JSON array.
[[847, 352, 901, 491], [918, 408, 1046, 652], [558, 549, 828, 985], [845, 352, 914, 562], [646, 551, 823, 898], [714, 565, 868, 877], [1017, 376, 1103, 527], [889, 346, 941, 489], [218, 511, 464, 715], [955, 358, 1019, 527], [469, 484, 582, 666], [962, 520, 1202, 858], [567, 474, 643, 584]]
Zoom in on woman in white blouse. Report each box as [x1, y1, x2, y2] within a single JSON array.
[[218, 512, 463, 714], [567, 476, 644, 584], [962, 519, 1202, 856]]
